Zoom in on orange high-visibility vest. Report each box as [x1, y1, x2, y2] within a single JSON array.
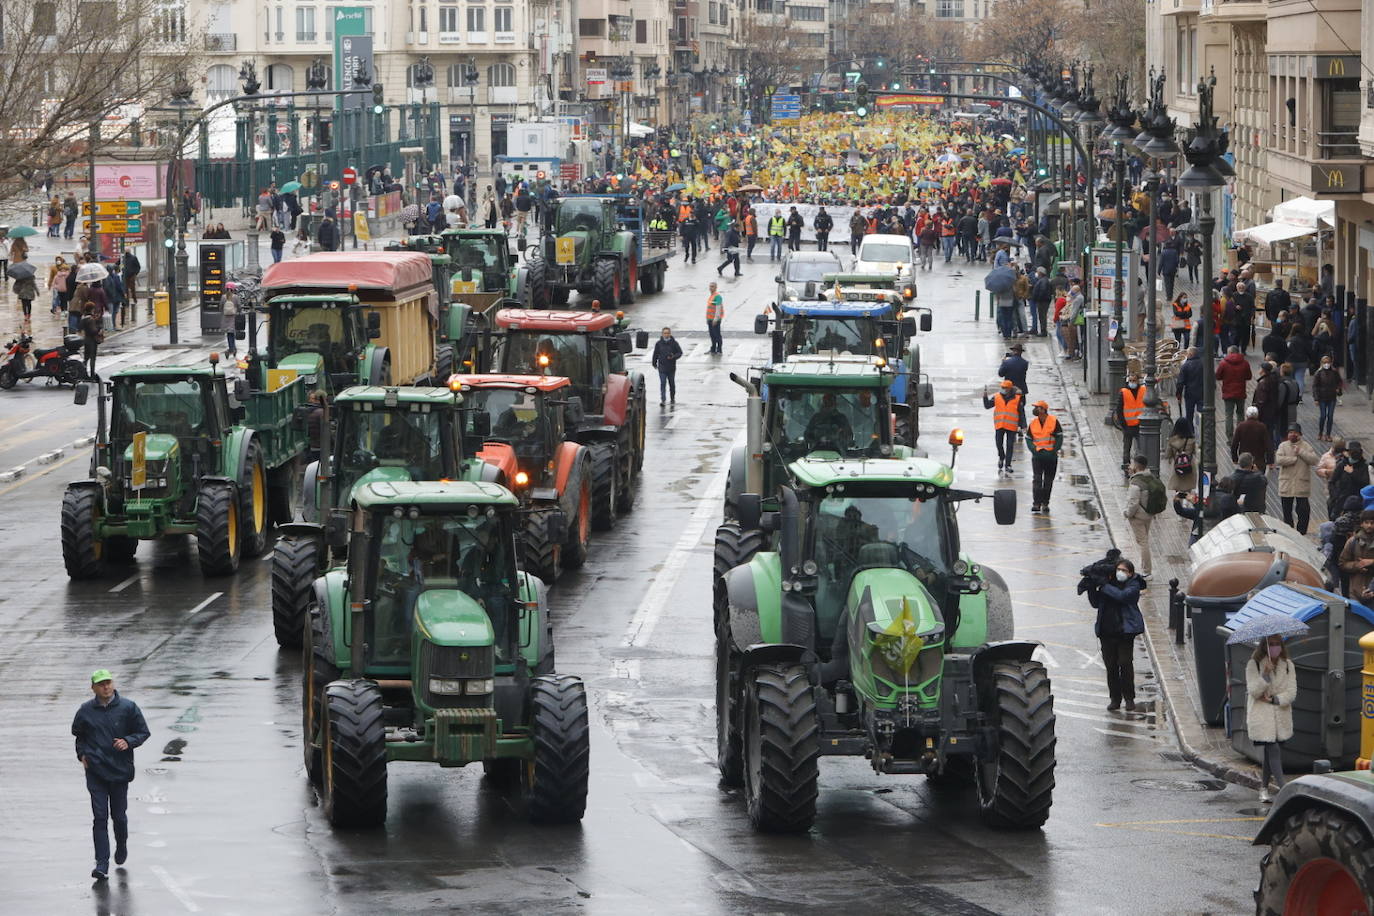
[[1029, 414, 1059, 451], [678, 203, 693, 222], [993, 393, 1021, 431], [1171, 301, 1192, 330], [706, 292, 723, 321], [1120, 387, 1145, 426]]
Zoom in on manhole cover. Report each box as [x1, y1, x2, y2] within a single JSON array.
[[1131, 778, 1226, 792]]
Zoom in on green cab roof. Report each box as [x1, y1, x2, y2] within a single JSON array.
[[821, 272, 904, 285], [443, 228, 509, 238], [763, 355, 889, 388], [110, 364, 217, 380], [788, 455, 955, 488], [335, 386, 462, 406], [355, 480, 517, 509]]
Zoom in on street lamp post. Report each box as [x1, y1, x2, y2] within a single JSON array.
[[1101, 74, 1137, 397], [238, 61, 263, 271], [306, 57, 329, 241], [159, 74, 197, 345], [464, 58, 479, 204]]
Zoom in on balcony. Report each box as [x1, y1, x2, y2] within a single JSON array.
[[205, 34, 237, 52], [495, 31, 516, 44], [296, 31, 317, 42], [1199, 0, 1266, 21], [1318, 130, 1361, 159], [439, 30, 463, 44], [1161, 0, 1201, 13]]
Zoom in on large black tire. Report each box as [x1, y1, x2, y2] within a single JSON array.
[[715, 620, 743, 787], [639, 265, 655, 295], [1256, 806, 1374, 916], [551, 285, 570, 306], [976, 661, 1056, 829], [588, 442, 618, 531], [272, 535, 319, 649], [631, 383, 647, 472], [617, 446, 636, 514], [620, 256, 637, 305], [743, 664, 819, 833], [268, 458, 303, 526], [61, 485, 105, 579], [434, 344, 455, 384], [560, 473, 591, 571], [525, 674, 591, 824], [0, 364, 16, 389], [195, 480, 241, 576], [592, 257, 619, 307], [238, 440, 269, 558], [526, 256, 552, 309], [322, 679, 388, 828], [713, 523, 765, 617], [302, 604, 339, 789], [522, 509, 561, 584]]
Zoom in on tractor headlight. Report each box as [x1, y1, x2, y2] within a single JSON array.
[[464, 678, 495, 695], [428, 678, 465, 695], [801, 560, 818, 576], [952, 559, 969, 575]]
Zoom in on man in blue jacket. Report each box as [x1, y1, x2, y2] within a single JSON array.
[[72, 670, 150, 880]]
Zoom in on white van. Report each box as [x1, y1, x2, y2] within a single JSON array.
[[854, 234, 917, 288]]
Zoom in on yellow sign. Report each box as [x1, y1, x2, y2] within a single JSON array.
[[451, 279, 479, 295], [130, 431, 147, 490], [1329, 58, 1345, 76], [555, 237, 576, 265], [353, 211, 371, 242], [267, 368, 299, 392]]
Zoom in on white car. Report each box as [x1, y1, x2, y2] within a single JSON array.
[[854, 234, 917, 290]]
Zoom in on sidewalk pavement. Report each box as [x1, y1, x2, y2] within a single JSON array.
[[1052, 283, 1374, 788]]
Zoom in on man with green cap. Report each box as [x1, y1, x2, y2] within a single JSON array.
[[72, 669, 149, 880]]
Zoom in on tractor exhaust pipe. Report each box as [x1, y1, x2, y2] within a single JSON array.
[[730, 372, 763, 496]]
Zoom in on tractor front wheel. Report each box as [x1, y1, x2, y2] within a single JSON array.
[[302, 604, 340, 788], [588, 442, 619, 531], [272, 535, 319, 648], [195, 480, 241, 576], [61, 485, 106, 579], [592, 258, 619, 307], [713, 522, 765, 612], [322, 679, 388, 828], [526, 256, 552, 309], [976, 661, 1056, 829], [743, 664, 819, 833], [560, 476, 591, 570], [521, 509, 561, 584], [239, 440, 269, 558], [1256, 807, 1374, 916], [525, 674, 590, 824]]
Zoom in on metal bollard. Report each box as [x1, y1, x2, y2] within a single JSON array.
[[32, 204, 39, 227], [974, 290, 980, 321], [1168, 577, 1185, 645]]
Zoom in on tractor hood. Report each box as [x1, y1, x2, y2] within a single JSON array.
[[414, 589, 495, 648], [121, 433, 179, 464], [348, 465, 415, 495], [845, 570, 946, 709], [277, 352, 326, 382]]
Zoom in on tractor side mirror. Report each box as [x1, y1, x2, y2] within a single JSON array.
[[545, 509, 568, 544], [367, 326, 382, 339], [472, 411, 491, 439], [901, 316, 918, 336], [919, 312, 932, 332], [367, 311, 382, 331], [234, 378, 251, 401], [563, 395, 586, 427], [916, 381, 934, 408], [993, 489, 1017, 525], [616, 332, 633, 353], [635, 329, 650, 350], [774, 274, 783, 284], [516, 237, 527, 252], [73, 383, 90, 406], [737, 493, 763, 532], [754, 313, 769, 335]]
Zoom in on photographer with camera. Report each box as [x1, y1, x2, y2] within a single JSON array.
[[1078, 548, 1147, 711]]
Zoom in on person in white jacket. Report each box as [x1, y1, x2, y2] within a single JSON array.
[[1246, 634, 1298, 803]]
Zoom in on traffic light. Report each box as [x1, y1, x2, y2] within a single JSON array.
[[162, 215, 175, 248], [371, 83, 384, 114], [891, 81, 901, 91], [855, 81, 869, 118]]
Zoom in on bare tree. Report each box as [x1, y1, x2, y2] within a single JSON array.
[[1066, 0, 1146, 92], [971, 0, 1072, 63], [734, 15, 804, 122], [0, 0, 199, 196]]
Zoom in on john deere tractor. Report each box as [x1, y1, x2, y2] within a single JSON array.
[[713, 379, 1051, 834], [302, 480, 589, 827], [270, 385, 505, 648], [526, 196, 643, 307], [61, 359, 309, 579]]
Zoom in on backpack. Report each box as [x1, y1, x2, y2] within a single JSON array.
[[1137, 473, 1167, 515], [1173, 449, 1193, 478]]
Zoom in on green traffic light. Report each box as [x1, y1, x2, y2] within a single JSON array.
[[892, 82, 901, 90], [164, 238, 175, 248], [856, 106, 868, 117], [372, 104, 384, 114]]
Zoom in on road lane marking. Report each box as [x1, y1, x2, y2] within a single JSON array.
[[109, 574, 140, 593], [187, 592, 223, 617], [1091, 727, 1161, 743], [1094, 816, 1264, 841], [1031, 645, 1059, 669], [1055, 707, 1155, 729], [0, 452, 81, 496], [150, 864, 201, 912], [622, 437, 737, 648]]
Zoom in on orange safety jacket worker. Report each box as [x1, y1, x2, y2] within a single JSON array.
[[1028, 414, 1060, 451], [1119, 386, 1145, 426], [706, 291, 723, 321], [993, 392, 1022, 431], [1171, 301, 1192, 330], [678, 203, 694, 222]]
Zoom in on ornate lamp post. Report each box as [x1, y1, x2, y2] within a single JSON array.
[[160, 73, 198, 344], [1101, 74, 1137, 396], [305, 56, 328, 241], [237, 61, 263, 269], [464, 57, 479, 201]]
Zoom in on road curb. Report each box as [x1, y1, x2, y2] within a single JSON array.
[[1051, 356, 1261, 789]]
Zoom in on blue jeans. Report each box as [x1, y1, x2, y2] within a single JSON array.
[[1292, 364, 1307, 395], [1012, 300, 1027, 334], [271, 248, 283, 263], [769, 236, 783, 259], [86, 771, 128, 870], [658, 368, 676, 402], [1318, 398, 1336, 437], [707, 320, 723, 353], [941, 236, 956, 261], [997, 305, 1014, 338]]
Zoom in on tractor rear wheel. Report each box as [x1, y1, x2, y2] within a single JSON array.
[[560, 476, 591, 570], [525, 674, 590, 824], [631, 385, 646, 472], [976, 661, 1056, 829], [715, 620, 744, 787], [322, 679, 388, 828], [526, 256, 552, 309], [272, 535, 319, 649], [268, 458, 303, 525], [743, 664, 819, 833], [434, 344, 455, 385], [1256, 806, 1374, 916], [302, 604, 339, 789], [639, 266, 655, 295], [588, 442, 618, 531], [239, 440, 269, 558], [61, 485, 106, 579], [620, 255, 637, 305], [195, 480, 241, 576], [521, 509, 561, 584], [592, 258, 619, 307], [617, 449, 636, 513]]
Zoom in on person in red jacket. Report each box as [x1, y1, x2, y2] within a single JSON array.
[[1215, 344, 1253, 438]]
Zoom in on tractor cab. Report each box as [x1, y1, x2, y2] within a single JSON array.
[[443, 229, 512, 290], [760, 358, 895, 464], [264, 294, 379, 393], [107, 368, 233, 504], [493, 309, 635, 418], [456, 375, 573, 484], [547, 196, 609, 243]]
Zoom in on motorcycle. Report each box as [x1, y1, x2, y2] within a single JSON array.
[[0, 333, 89, 390]]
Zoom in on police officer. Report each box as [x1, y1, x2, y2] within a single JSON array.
[[983, 379, 1025, 475], [1026, 400, 1063, 514]]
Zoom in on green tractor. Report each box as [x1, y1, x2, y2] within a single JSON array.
[[61, 358, 309, 578], [526, 196, 648, 308], [270, 384, 504, 648], [302, 480, 589, 827], [714, 379, 1047, 834], [1253, 766, 1374, 913]]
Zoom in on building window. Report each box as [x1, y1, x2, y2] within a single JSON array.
[[296, 6, 316, 41], [33, 1, 57, 34], [494, 6, 512, 31], [446, 63, 470, 87], [419, 6, 427, 32], [935, 0, 963, 17], [579, 18, 604, 37], [155, 1, 187, 41], [267, 63, 293, 91], [487, 62, 516, 87], [439, 6, 458, 32], [789, 4, 824, 20], [636, 19, 647, 42], [206, 63, 238, 98], [708, 1, 718, 24], [466, 6, 484, 31]]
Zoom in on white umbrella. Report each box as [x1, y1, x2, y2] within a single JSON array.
[[75, 263, 108, 284], [626, 122, 654, 138]]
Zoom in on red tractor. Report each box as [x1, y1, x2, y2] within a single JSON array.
[[457, 374, 594, 583], [489, 308, 648, 530]]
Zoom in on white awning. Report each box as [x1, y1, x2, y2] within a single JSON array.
[[1234, 221, 1317, 246], [1271, 196, 1335, 230], [626, 122, 654, 138]]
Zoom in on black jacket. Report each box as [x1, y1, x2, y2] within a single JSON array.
[[1330, 457, 1370, 509], [1230, 468, 1268, 513], [1265, 287, 1292, 323], [1095, 575, 1146, 637], [814, 211, 833, 232], [72, 692, 150, 783], [1030, 276, 1053, 303], [998, 354, 1029, 393], [651, 336, 683, 371], [1176, 354, 1204, 402]]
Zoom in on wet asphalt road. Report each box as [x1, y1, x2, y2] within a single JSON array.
[[0, 243, 1263, 915]]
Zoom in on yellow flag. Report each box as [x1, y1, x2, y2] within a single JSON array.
[[873, 597, 925, 677]]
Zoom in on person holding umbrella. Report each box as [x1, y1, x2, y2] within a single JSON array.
[[1227, 614, 1306, 802]]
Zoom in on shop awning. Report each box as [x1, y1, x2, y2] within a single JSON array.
[[1234, 221, 1317, 246], [1271, 196, 1335, 229]]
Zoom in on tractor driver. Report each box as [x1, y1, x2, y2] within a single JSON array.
[[804, 392, 854, 453], [491, 403, 540, 453], [374, 525, 451, 661], [376, 413, 437, 473], [452, 516, 514, 659]]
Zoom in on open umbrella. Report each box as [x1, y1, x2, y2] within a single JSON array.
[[738, 183, 763, 193], [1099, 207, 1120, 221], [280, 180, 302, 194], [6, 225, 37, 239], [1225, 612, 1310, 646], [880, 143, 898, 151], [984, 265, 1016, 294], [75, 263, 108, 284], [936, 153, 961, 164], [989, 177, 1013, 186], [915, 180, 941, 189], [398, 203, 421, 225], [665, 182, 686, 192], [1138, 221, 1172, 244], [1009, 147, 1026, 155], [6, 261, 36, 281]]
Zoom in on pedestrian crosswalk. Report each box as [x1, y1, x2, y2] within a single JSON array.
[[636, 338, 1018, 370], [95, 343, 225, 375]]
